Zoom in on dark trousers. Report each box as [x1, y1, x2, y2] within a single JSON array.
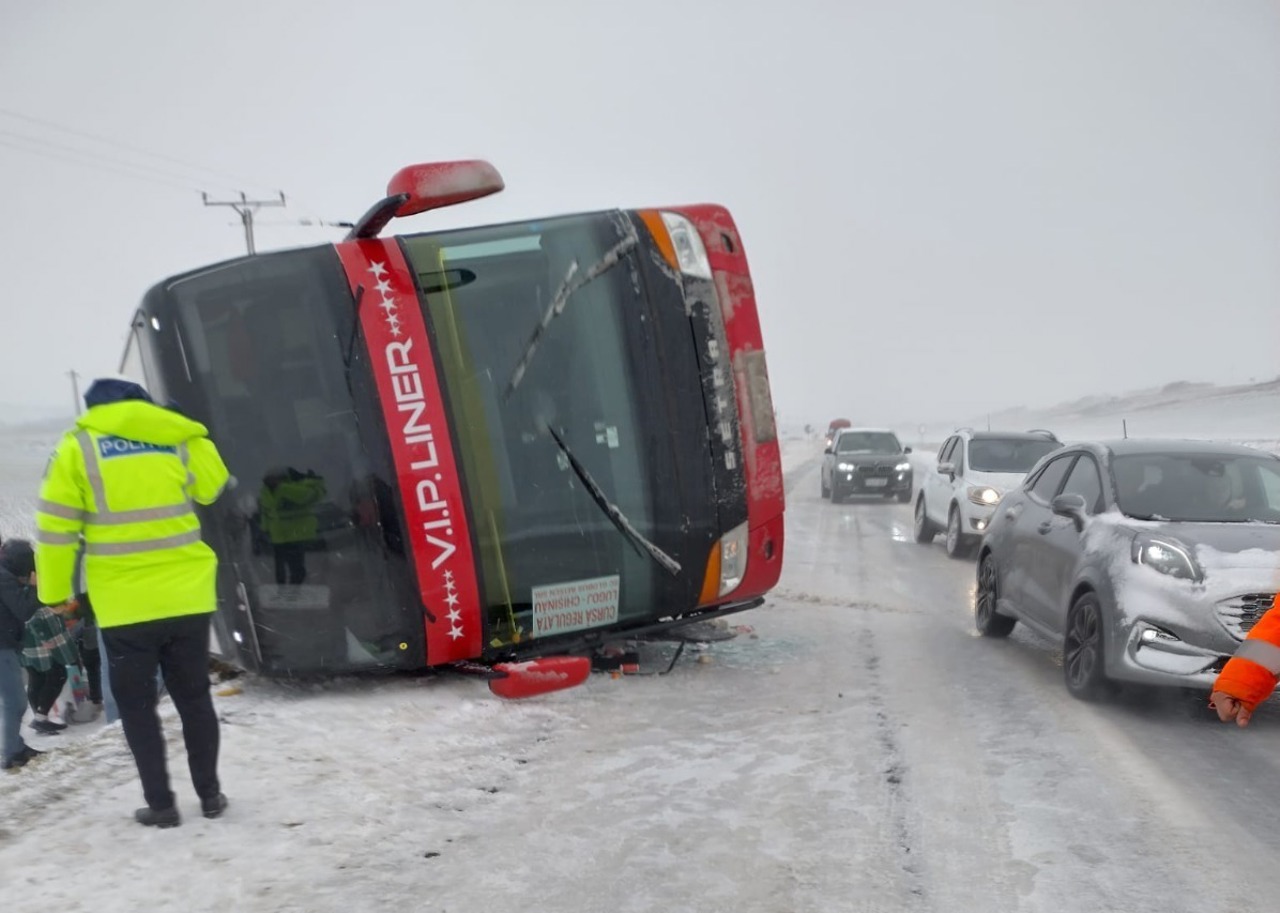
[[80, 637, 103, 704], [102, 613, 220, 811], [273, 543, 308, 585], [27, 665, 67, 716]]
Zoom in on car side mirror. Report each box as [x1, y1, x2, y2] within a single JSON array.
[[938, 461, 955, 477], [824, 446, 834, 455], [904, 446, 912, 454], [1051, 493, 1088, 531]]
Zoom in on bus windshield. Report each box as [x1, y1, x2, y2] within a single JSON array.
[[400, 212, 714, 647]]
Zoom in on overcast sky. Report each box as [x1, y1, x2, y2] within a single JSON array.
[[2, 0, 1277, 428]]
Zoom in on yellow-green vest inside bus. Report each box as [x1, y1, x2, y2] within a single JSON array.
[[258, 474, 326, 545], [34, 398, 229, 628]]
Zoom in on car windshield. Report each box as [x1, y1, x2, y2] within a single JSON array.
[[836, 432, 902, 454], [1113, 452, 1280, 522], [968, 438, 1060, 473]]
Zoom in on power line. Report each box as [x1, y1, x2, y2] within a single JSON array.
[[0, 127, 218, 192], [0, 136, 199, 193], [1, 107, 347, 244], [0, 106, 275, 193]]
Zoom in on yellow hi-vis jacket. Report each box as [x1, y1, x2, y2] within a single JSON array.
[[34, 401, 230, 627], [259, 475, 326, 545]]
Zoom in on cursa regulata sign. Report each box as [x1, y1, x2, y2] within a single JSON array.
[[335, 240, 482, 664]]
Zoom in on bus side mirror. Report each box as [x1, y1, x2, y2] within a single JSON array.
[[388, 161, 505, 217], [347, 161, 507, 240]]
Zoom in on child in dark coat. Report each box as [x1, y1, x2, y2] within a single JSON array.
[[1, 538, 43, 768]]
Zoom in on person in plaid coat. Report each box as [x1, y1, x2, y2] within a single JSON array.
[[21, 594, 81, 734]]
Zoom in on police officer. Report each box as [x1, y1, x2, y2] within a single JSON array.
[[34, 377, 231, 827]]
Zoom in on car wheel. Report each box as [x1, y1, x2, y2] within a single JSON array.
[[1064, 592, 1110, 701], [974, 553, 1016, 637], [913, 496, 935, 543], [945, 506, 971, 559], [831, 485, 843, 504]]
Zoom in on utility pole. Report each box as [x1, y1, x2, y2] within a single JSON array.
[[202, 191, 287, 254], [67, 369, 81, 416]]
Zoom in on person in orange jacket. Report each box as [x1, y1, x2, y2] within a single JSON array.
[[1210, 593, 1280, 727]]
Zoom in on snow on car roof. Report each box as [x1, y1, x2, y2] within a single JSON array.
[[1100, 438, 1277, 458]]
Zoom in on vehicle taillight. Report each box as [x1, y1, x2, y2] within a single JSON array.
[[737, 349, 777, 444]]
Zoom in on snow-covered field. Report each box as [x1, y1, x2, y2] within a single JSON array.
[[2, 420, 1278, 912], [3, 435, 831, 912], [901, 379, 1279, 455]]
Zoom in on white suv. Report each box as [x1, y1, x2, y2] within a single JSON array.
[[914, 429, 1061, 558]]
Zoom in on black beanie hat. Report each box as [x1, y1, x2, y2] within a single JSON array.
[[0, 538, 35, 579]]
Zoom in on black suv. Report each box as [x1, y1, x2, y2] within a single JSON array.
[[821, 428, 914, 503]]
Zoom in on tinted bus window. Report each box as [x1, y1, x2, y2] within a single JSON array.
[[163, 248, 419, 671]]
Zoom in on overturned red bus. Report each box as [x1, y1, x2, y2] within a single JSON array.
[[118, 161, 784, 695]]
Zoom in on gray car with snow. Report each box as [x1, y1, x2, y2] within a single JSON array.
[[974, 439, 1280, 699]]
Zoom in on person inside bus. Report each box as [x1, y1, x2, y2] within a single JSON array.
[[258, 467, 327, 585]]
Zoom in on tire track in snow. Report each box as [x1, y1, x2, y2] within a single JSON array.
[[859, 629, 928, 906]]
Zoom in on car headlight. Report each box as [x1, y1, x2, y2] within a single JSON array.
[[895, 462, 911, 472], [837, 462, 854, 471], [1131, 537, 1202, 582], [967, 486, 1001, 506]]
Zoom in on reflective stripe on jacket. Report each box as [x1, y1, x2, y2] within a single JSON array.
[[1212, 594, 1280, 709], [34, 401, 229, 628]]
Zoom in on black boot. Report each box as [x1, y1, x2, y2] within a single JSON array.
[[31, 719, 67, 735], [135, 806, 181, 828], [3, 745, 43, 770], [201, 793, 228, 819]]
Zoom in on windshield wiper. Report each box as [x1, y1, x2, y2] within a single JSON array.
[[545, 424, 682, 576], [502, 229, 639, 400], [342, 284, 367, 391]]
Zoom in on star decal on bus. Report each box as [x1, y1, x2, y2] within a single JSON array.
[[443, 570, 462, 639]]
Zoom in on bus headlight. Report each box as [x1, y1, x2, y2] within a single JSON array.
[[700, 521, 750, 603], [661, 212, 713, 280], [718, 522, 749, 596]]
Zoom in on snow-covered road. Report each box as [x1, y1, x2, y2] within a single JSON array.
[[3, 439, 1280, 912]]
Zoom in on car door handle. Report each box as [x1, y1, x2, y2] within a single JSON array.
[[1037, 521, 1052, 535]]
